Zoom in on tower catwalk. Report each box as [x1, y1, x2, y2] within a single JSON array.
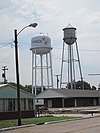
[[60, 24, 84, 89]]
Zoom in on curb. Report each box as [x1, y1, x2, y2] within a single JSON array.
[[45, 115, 100, 125], [0, 124, 36, 132], [45, 117, 84, 125]]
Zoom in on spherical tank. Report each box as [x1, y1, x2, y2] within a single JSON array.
[[63, 24, 77, 45], [31, 35, 52, 54]]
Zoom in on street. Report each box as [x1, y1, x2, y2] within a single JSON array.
[[2, 116, 100, 133]]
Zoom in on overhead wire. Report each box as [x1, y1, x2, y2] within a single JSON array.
[[0, 41, 100, 52], [0, 42, 14, 49], [0, 41, 14, 62], [53, 47, 100, 52]]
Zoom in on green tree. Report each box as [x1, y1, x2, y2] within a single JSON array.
[[76, 81, 91, 90], [24, 85, 46, 95], [67, 80, 92, 90], [98, 84, 100, 90], [91, 86, 96, 90], [33, 86, 46, 95], [4, 82, 47, 94], [24, 85, 32, 93]]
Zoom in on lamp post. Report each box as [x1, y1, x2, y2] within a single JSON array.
[[14, 23, 38, 126]]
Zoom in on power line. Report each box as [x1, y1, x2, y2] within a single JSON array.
[[0, 54, 14, 61], [0, 42, 100, 52], [0, 42, 13, 49], [53, 47, 100, 52], [88, 74, 100, 76], [79, 49, 100, 52]]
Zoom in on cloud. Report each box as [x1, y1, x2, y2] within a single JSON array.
[[0, 0, 100, 88], [0, 0, 14, 11]]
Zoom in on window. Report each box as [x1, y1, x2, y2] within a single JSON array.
[[24, 99, 26, 110], [28, 99, 33, 110], [8, 99, 12, 111], [0, 99, 4, 111], [8, 99, 15, 111]]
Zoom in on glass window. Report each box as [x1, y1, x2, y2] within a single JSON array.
[[28, 99, 33, 110], [8, 99, 13, 111], [0, 99, 4, 111], [8, 99, 15, 111]]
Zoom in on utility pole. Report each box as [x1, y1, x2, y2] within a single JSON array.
[[55, 75, 60, 89], [2, 66, 8, 84]]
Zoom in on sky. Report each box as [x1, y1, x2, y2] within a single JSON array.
[[0, 0, 100, 88]]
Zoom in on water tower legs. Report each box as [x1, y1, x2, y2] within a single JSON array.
[[32, 50, 53, 95], [60, 42, 74, 89], [60, 41, 84, 89]]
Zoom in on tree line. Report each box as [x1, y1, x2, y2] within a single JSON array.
[[0, 80, 98, 95]]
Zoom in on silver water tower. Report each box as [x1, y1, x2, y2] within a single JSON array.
[[30, 35, 53, 95], [60, 24, 84, 89]]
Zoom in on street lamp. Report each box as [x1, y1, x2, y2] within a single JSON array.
[[14, 23, 38, 126]]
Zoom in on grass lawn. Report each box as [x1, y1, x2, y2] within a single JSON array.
[[0, 115, 76, 129]]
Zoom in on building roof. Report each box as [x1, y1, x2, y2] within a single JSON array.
[[0, 84, 34, 99], [36, 89, 100, 99]]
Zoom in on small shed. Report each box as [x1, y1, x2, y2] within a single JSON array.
[[36, 89, 100, 108], [0, 84, 34, 120]]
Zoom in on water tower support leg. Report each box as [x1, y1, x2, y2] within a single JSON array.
[[32, 53, 34, 94], [46, 54, 49, 89], [40, 55, 44, 92], [68, 45, 70, 87], [60, 41, 65, 88], [69, 45, 73, 89], [35, 49, 37, 95], [49, 51, 53, 88], [75, 41, 84, 89], [72, 45, 76, 89]]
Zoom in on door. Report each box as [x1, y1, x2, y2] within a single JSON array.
[[48, 100, 52, 107]]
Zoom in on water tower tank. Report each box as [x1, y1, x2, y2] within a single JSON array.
[[31, 35, 52, 54], [63, 24, 76, 45]]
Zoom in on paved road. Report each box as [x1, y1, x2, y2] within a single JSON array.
[[2, 116, 100, 133]]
